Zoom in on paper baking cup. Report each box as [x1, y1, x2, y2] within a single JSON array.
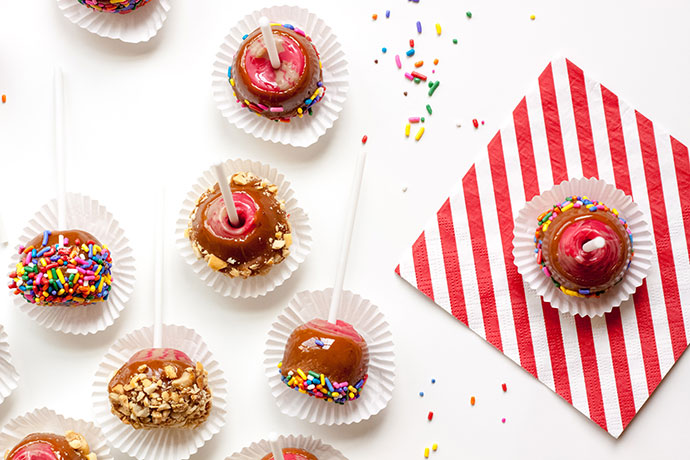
[[175, 158, 312, 298], [0, 325, 19, 406], [56, 0, 171, 44], [265, 289, 395, 425], [92, 324, 227, 460], [211, 5, 350, 148], [226, 434, 348, 460], [513, 178, 653, 317], [7, 192, 135, 335], [0, 407, 113, 460]]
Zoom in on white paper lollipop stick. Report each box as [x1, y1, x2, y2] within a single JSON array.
[[268, 432, 285, 460], [327, 150, 367, 324], [583, 236, 605, 252], [212, 162, 240, 227], [54, 67, 67, 230], [259, 16, 281, 70], [153, 188, 165, 348]]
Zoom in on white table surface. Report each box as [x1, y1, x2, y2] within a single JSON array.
[[1, 1, 690, 458]]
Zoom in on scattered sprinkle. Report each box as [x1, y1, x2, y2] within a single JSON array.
[[419, 391, 425, 397], [428, 411, 434, 421], [412, 71, 427, 81], [530, 14, 536, 20], [374, 59, 378, 64], [470, 396, 476, 406], [414, 60, 424, 67], [409, 39, 415, 47], [425, 104, 432, 115], [372, 13, 378, 20], [481, 120, 485, 125], [386, 10, 390, 18], [421, 117, 425, 122], [433, 58, 439, 65], [452, 38, 458, 44], [395, 55, 402, 69], [406, 48, 416, 57], [502, 417, 506, 424], [409, 117, 421, 123], [416, 21, 422, 33], [361, 135, 368, 144], [404, 91, 408, 96], [502, 383, 507, 392], [472, 118, 479, 128], [405, 123, 411, 137], [428, 81, 440, 96], [382, 47, 387, 53], [424, 447, 430, 458], [415, 126, 425, 141], [1, 94, 5, 104], [466, 11, 472, 18], [432, 444, 438, 452], [435, 23, 442, 35], [431, 378, 436, 384]]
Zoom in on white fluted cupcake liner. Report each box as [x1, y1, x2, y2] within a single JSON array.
[[176, 158, 311, 298], [212, 5, 350, 147], [226, 434, 347, 460], [0, 325, 19, 406], [265, 289, 395, 425], [7, 192, 135, 335], [0, 407, 112, 460], [513, 178, 653, 317], [92, 324, 227, 460], [56, 0, 170, 44]]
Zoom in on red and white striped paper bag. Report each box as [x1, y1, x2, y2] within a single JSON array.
[[396, 57, 690, 438]]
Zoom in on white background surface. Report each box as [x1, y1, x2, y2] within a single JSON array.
[[1, 1, 690, 459]]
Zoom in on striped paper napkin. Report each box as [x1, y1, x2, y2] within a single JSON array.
[[396, 57, 690, 437]]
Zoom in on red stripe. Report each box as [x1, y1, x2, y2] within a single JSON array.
[[630, 281, 661, 392], [574, 316, 607, 430], [538, 63, 568, 184], [566, 59, 599, 179], [513, 97, 540, 200], [635, 111, 687, 359], [605, 308, 636, 429], [462, 166, 503, 350], [394, 264, 401, 276], [540, 300, 572, 404], [671, 136, 690, 264], [412, 232, 434, 301], [601, 85, 632, 195], [487, 132, 537, 376], [437, 199, 468, 325], [602, 86, 661, 395]]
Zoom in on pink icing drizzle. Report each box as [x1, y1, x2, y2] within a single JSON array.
[[206, 192, 258, 238], [129, 348, 193, 363], [557, 218, 622, 285], [8, 442, 58, 460], [306, 318, 362, 341], [244, 32, 306, 92]]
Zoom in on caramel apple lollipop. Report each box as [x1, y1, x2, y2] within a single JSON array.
[[279, 151, 369, 404], [5, 431, 97, 460], [535, 195, 633, 297], [228, 17, 325, 122], [108, 191, 212, 429], [107, 348, 212, 429], [186, 168, 291, 278], [7, 229, 113, 306]]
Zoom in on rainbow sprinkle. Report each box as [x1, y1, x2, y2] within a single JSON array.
[[278, 362, 367, 405], [7, 231, 113, 306], [76, 0, 150, 14], [534, 195, 633, 297]]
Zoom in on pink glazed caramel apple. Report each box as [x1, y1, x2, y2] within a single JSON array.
[[279, 318, 369, 404], [107, 348, 212, 429]]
